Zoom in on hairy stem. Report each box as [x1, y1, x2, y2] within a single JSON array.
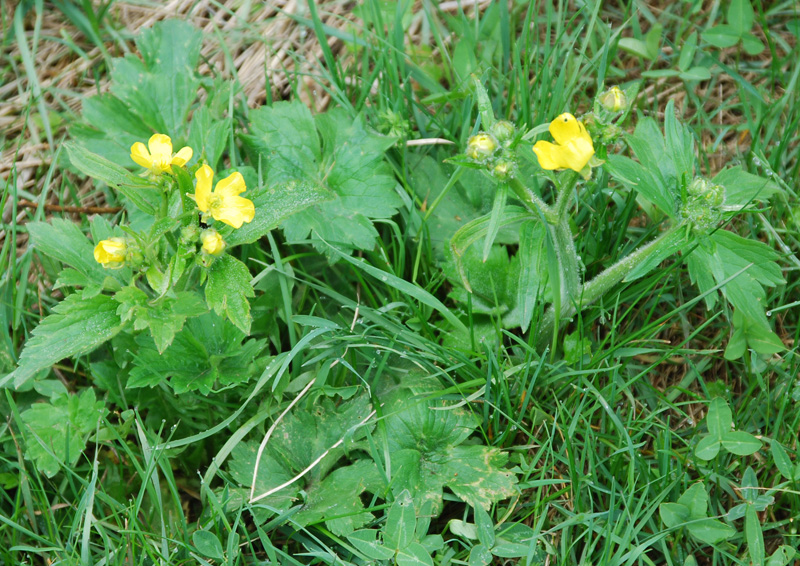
[[536, 224, 685, 348]]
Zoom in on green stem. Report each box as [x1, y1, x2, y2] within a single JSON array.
[[508, 178, 557, 224], [554, 171, 579, 220], [536, 224, 684, 348]]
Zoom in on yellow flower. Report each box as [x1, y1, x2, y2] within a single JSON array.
[[532, 113, 595, 173], [599, 86, 626, 112], [194, 164, 255, 229], [201, 230, 226, 256], [130, 134, 193, 174], [93, 238, 127, 269]]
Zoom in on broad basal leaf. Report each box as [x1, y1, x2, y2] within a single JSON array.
[[243, 101, 402, 256], [226, 391, 378, 535], [114, 287, 207, 353], [21, 388, 107, 477], [127, 311, 267, 394], [380, 374, 517, 513]]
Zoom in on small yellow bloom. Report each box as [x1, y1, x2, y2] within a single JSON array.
[[194, 164, 255, 229], [130, 134, 193, 174], [599, 86, 626, 112], [466, 133, 498, 160], [93, 238, 127, 269], [532, 113, 595, 173], [201, 230, 226, 256]]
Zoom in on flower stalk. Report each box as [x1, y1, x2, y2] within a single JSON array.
[[535, 223, 686, 348]]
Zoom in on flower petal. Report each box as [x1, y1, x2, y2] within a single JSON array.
[[549, 113, 582, 146], [130, 142, 152, 169], [212, 195, 255, 228], [561, 136, 594, 172], [194, 164, 214, 212], [532, 141, 565, 170], [148, 134, 173, 159], [171, 146, 193, 167], [213, 172, 246, 197]]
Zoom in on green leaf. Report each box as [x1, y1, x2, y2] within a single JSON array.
[[127, 311, 267, 393], [187, 106, 229, 171], [492, 524, 537, 558], [115, 287, 207, 353], [678, 483, 708, 518], [385, 489, 416, 550], [678, 32, 698, 72], [205, 255, 255, 334], [660, 502, 690, 528], [770, 441, 799, 480], [767, 546, 796, 566], [28, 219, 113, 286], [517, 221, 546, 332], [722, 430, 762, 456], [664, 99, 695, 186], [618, 37, 653, 60], [226, 392, 379, 533], [707, 397, 732, 439], [713, 166, 779, 205], [450, 205, 530, 261], [396, 542, 433, 566], [225, 178, 335, 247], [192, 530, 224, 561], [293, 460, 379, 536], [347, 530, 396, 560], [473, 503, 495, 549], [110, 20, 202, 134], [680, 67, 712, 81], [7, 294, 125, 389], [66, 143, 158, 215], [483, 184, 508, 261], [686, 518, 736, 545], [606, 155, 676, 217], [468, 544, 493, 566], [20, 388, 107, 477], [381, 374, 517, 514], [702, 25, 741, 48], [244, 101, 401, 256], [728, 0, 754, 36], [695, 436, 721, 460], [445, 244, 522, 328], [746, 504, 765, 566], [741, 33, 765, 55]]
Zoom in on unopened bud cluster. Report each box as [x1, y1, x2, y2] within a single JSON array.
[[585, 86, 629, 145], [681, 177, 726, 231], [465, 121, 518, 180]]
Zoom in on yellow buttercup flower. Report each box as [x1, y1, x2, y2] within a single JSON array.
[[532, 113, 595, 173], [201, 230, 226, 256], [130, 134, 193, 174], [194, 164, 255, 229], [93, 238, 127, 269]]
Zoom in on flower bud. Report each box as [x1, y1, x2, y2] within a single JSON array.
[[180, 224, 200, 245], [599, 86, 627, 112], [682, 177, 726, 231], [490, 121, 515, 144], [94, 238, 127, 269], [492, 160, 512, 179], [466, 133, 498, 161], [201, 229, 226, 256]]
